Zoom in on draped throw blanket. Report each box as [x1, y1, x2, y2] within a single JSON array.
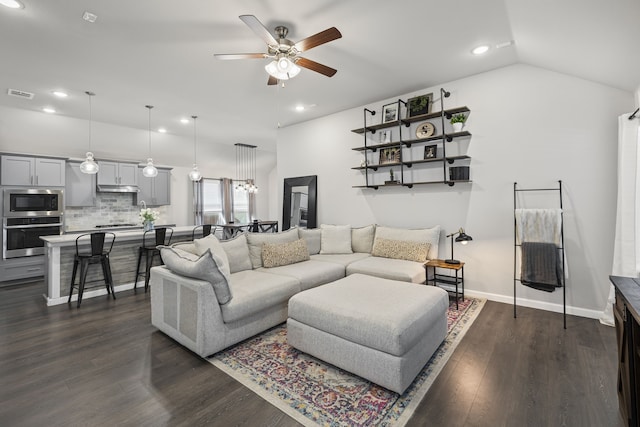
[[521, 242, 563, 292]]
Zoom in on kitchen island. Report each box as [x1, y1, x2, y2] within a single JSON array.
[[41, 225, 195, 306]]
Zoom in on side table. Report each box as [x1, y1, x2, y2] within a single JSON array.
[[424, 259, 464, 309]]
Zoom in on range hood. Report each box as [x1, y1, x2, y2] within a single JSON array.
[[96, 184, 140, 193]]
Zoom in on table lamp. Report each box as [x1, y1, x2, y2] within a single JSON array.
[[445, 228, 473, 264]]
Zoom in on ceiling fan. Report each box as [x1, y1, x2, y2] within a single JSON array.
[[214, 15, 342, 85]]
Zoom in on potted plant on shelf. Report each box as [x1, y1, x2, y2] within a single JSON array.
[[450, 114, 467, 132]]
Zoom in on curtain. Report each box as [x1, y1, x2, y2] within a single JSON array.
[[600, 113, 640, 325]]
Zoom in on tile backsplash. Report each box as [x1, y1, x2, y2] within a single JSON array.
[[65, 193, 167, 232]]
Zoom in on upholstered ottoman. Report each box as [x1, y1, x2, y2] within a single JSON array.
[[287, 273, 448, 394]]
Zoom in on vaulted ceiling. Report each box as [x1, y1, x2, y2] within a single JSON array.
[[0, 0, 638, 152]]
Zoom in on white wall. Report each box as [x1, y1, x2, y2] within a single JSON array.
[[0, 106, 276, 225], [276, 64, 634, 317]]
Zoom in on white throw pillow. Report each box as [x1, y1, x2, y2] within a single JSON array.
[[351, 224, 376, 253], [374, 225, 441, 260], [193, 234, 231, 279], [219, 233, 253, 273], [320, 224, 353, 254]]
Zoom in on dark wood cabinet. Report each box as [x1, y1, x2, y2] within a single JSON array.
[[611, 275, 640, 426]]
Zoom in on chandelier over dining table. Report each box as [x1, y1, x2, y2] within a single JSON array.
[[235, 143, 258, 193]]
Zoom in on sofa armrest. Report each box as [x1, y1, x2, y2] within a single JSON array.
[[150, 266, 226, 357]]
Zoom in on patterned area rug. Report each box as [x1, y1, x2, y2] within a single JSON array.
[[208, 297, 485, 426]]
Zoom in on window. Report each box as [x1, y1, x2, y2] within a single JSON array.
[[195, 178, 255, 225], [201, 178, 224, 225], [232, 181, 250, 223]]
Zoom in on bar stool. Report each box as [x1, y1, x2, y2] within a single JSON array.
[[133, 227, 173, 292], [192, 224, 216, 240], [68, 232, 116, 307]]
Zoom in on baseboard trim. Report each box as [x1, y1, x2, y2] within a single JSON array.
[[464, 289, 604, 320], [44, 282, 141, 306]]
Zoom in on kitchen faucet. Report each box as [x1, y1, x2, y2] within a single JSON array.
[[139, 200, 146, 209]]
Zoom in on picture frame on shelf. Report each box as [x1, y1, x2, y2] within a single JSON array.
[[379, 147, 400, 164], [382, 103, 399, 123], [379, 130, 391, 143], [424, 145, 437, 159], [406, 93, 433, 118]]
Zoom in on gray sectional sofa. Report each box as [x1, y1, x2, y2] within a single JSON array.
[[150, 224, 441, 358]]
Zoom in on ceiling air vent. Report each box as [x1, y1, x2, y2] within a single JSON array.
[[7, 88, 35, 100]]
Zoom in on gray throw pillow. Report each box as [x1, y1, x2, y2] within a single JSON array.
[[219, 233, 253, 273], [298, 228, 321, 255], [160, 247, 233, 304], [351, 224, 376, 253]]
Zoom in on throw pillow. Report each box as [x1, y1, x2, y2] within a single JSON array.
[[159, 247, 233, 304], [193, 234, 231, 279], [351, 224, 376, 253], [320, 224, 353, 254], [262, 239, 310, 268], [246, 228, 299, 269], [219, 233, 253, 273], [298, 228, 321, 255], [170, 241, 198, 255], [374, 225, 440, 260], [371, 238, 431, 262]]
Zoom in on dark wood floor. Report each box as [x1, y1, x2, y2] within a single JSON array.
[[0, 281, 623, 427]]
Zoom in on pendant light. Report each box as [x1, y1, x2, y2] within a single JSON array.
[[79, 91, 99, 174], [234, 143, 258, 193], [142, 105, 158, 178], [188, 115, 202, 181]]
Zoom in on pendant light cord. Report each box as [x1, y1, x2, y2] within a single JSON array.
[[146, 105, 153, 157], [86, 91, 95, 151], [192, 115, 198, 162]]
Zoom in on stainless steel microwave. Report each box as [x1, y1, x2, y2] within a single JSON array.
[[3, 189, 64, 217]]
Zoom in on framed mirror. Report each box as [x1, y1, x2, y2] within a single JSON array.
[[282, 175, 317, 230]]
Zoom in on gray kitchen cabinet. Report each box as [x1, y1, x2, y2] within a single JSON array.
[[0, 256, 45, 282], [136, 167, 171, 206], [1, 155, 65, 187], [65, 161, 96, 207], [97, 161, 138, 186]]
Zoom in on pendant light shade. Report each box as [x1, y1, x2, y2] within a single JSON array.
[[188, 115, 202, 181], [80, 91, 99, 174], [234, 143, 258, 194], [142, 105, 158, 178]]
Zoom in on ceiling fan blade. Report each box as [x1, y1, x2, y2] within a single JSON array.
[[267, 75, 278, 86], [214, 53, 268, 60], [296, 57, 337, 77], [294, 27, 342, 52], [239, 15, 278, 46]]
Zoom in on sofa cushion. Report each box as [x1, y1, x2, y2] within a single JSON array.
[[246, 228, 299, 269], [320, 224, 353, 254], [262, 239, 310, 268], [298, 228, 321, 255], [259, 259, 345, 291], [171, 241, 198, 254], [193, 234, 231, 278], [374, 225, 440, 260], [220, 270, 300, 323], [346, 256, 426, 283], [159, 247, 233, 304], [351, 224, 375, 253], [220, 233, 253, 273], [371, 238, 430, 262], [310, 252, 371, 267], [288, 274, 448, 356]]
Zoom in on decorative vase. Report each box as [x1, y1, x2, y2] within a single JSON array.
[[452, 122, 464, 132], [143, 221, 154, 232]]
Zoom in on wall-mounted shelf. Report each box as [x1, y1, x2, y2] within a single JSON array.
[[351, 89, 472, 190]]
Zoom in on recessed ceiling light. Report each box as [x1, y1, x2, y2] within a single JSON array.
[[295, 105, 305, 112], [0, 0, 24, 9], [158, 128, 167, 133], [180, 118, 189, 124], [472, 45, 490, 55], [42, 107, 56, 114], [496, 40, 515, 49], [52, 91, 68, 98], [82, 11, 97, 23]]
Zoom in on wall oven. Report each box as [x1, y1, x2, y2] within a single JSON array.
[[2, 189, 64, 259]]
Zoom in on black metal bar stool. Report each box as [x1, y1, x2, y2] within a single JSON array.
[[192, 224, 216, 240], [68, 232, 116, 307], [133, 227, 173, 292]]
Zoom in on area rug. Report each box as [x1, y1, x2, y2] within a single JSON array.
[[208, 297, 485, 426]]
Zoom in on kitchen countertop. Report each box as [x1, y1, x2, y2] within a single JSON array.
[[41, 225, 193, 247]]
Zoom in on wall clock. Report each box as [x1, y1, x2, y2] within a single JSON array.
[[415, 122, 435, 139]]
